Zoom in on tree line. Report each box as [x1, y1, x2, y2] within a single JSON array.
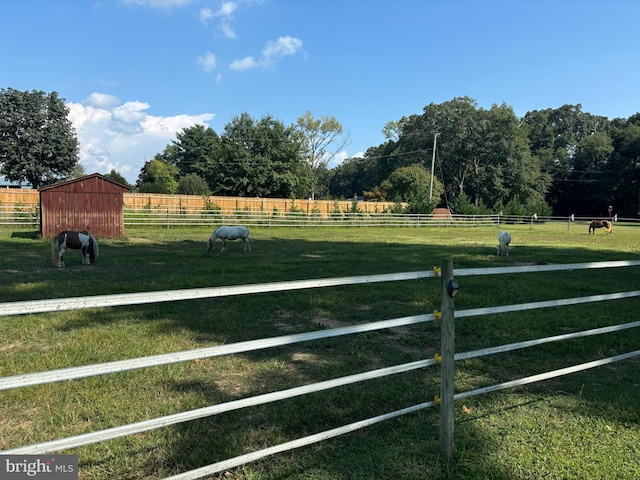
[[1, 88, 638, 216], [340, 97, 639, 217]]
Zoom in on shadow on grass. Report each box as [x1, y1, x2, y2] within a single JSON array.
[[1, 227, 640, 478], [10, 230, 40, 240]]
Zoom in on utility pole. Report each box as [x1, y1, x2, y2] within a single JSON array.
[[429, 133, 438, 202]]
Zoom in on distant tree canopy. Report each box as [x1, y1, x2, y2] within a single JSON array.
[[0, 88, 79, 188], [355, 98, 639, 216], [359, 97, 553, 215], [177, 173, 210, 196], [136, 100, 640, 217], [104, 169, 132, 188], [213, 113, 310, 198], [137, 158, 179, 194], [138, 113, 312, 199], [1, 85, 636, 215]]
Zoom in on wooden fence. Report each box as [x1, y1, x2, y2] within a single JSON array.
[[1, 260, 639, 478], [4, 192, 639, 230], [0, 190, 400, 217]]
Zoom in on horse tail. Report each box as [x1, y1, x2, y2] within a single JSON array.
[[51, 235, 60, 266], [89, 233, 99, 262]]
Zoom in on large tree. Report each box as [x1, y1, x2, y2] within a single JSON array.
[[296, 111, 350, 199], [329, 154, 382, 200], [168, 124, 220, 178], [380, 164, 443, 213], [104, 169, 131, 188], [210, 113, 310, 198], [136, 158, 179, 193], [523, 104, 611, 215], [0, 88, 79, 188], [348, 97, 552, 213]]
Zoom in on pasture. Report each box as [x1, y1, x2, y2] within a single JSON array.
[[1, 223, 639, 480]]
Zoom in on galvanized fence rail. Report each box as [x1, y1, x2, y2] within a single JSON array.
[[1, 261, 640, 478], [3, 202, 639, 228]]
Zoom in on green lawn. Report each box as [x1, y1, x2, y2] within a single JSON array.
[[1, 223, 639, 479]]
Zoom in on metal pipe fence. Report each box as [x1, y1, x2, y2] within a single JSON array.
[[2, 203, 639, 228], [1, 260, 639, 478]]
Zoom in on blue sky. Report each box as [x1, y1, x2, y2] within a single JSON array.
[[2, 0, 639, 184]]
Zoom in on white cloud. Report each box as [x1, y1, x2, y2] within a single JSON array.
[[196, 51, 217, 72], [199, 1, 238, 39], [199, 7, 214, 24], [85, 93, 120, 108], [217, 1, 237, 17], [68, 94, 214, 183], [219, 21, 237, 39], [230, 36, 304, 70], [120, 0, 194, 8], [112, 101, 149, 131], [263, 36, 303, 61], [229, 56, 259, 70]]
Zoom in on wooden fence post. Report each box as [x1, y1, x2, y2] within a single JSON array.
[[439, 258, 456, 460]]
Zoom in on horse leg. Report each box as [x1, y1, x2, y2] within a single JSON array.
[[58, 246, 65, 268], [221, 239, 226, 252], [243, 236, 251, 252]]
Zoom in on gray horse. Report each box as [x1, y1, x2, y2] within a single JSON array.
[[208, 225, 251, 252]]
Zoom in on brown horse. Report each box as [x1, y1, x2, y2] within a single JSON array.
[[51, 231, 99, 267], [588, 220, 612, 235]]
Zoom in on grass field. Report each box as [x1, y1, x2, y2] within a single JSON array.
[[1, 223, 639, 479]]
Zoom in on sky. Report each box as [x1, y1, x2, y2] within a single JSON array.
[[1, 0, 640, 185]]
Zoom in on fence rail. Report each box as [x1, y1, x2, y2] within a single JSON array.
[[2, 202, 639, 228], [1, 260, 639, 478]]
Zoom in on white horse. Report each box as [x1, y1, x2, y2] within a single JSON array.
[[208, 225, 251, 252], [496, 230, 511, 256]]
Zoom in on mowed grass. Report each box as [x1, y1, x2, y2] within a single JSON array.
[[1, 223, 639, 480]]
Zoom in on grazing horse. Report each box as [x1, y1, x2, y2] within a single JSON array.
[[208, 225, 251, 252], [51, 230, 99, 268], [589, 220, 612, 235], [496, 230, 512, 256]]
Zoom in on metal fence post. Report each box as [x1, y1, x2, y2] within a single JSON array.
[[439, 258, 456, 460]]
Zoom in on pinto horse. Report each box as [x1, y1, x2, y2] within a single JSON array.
[[51, 231, 99, 268], [588, 220, 612, 235], [208, 225, 251, 252]]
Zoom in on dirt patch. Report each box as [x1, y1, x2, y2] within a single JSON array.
[[0, 340, 22, 352], [311, 317, 349, 329], [290, 352, 326, 367], [385, 327, 432, 356], [274, 322, 298, 332], [127, 237, 153, 243]]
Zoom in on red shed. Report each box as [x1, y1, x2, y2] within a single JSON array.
[[39, 173, 130, 238]]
